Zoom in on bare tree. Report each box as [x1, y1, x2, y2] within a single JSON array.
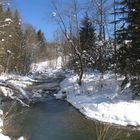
[[91, 0, 112, 75], [113, 0, 117, 76], [52, 0, 84, 85]]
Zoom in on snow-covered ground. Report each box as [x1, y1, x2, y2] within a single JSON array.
[[30, 56, 66, 79], [0, 57, 65, 139], [0, 73, 34, 88], [55, 71, 140, 127], [30, 58, 140, 127], [0, 74, 38, 140], [0, 110, 11, 140], [0, 74, 34, 139], [0, 110, 10, 140], [0, 73, 34, 101], [0, 56, 140, 138], [31, 56, 63, 74], [0, 109, 26, 140]]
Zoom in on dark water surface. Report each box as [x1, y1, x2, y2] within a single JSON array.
[[2, 96, 140, 140]]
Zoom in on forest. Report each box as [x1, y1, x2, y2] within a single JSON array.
[[0, 0, 140, 140]]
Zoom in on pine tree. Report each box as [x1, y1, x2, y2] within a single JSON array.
[[37, 30, 47, 60], [116, 0, 140, 76], [3, 7, 13, 72], [3, 9, 27, 73], [13, 10, 25, 73], [4, 9, 24, 72], [79, 14, 97, 69], [116, 0, 140, 95]]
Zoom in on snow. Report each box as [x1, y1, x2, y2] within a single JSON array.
[[125, 40, 132, 44], [4, 18, 12, 22], [52, 12, 57, 17], [7, 50, 12, 54], [31, 56, 62, 74], [0, 73, 34, 88], [0, 73, 36, 139], [18, 136, 26, 140], [0, 109, 11, 140], [68, 95, 140, 126], [0, 57, 64, 139], [0, 55, 139, 129], [0, 73, 35, 107], [56, 71, 140, 126], [0, 86, 9, 96], [0, 110, 3, 128], [30, 56, 64, 78], [32, 92, 42, 98], [0, 134, 10, 140]]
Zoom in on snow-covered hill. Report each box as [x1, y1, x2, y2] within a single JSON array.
[[31, 56, 63, 73]]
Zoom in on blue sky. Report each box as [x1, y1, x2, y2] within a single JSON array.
[[12, 0, 59, 41], [12, 0, 113, 41], [12, 0, 94, 41]]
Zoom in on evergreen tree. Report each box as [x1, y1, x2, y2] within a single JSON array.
[[2, 8, 32, 73], [79, 14, 97, 69], [116, 0, 140, 95], [37, 30, 47, 60], [13, 10, 25, 73], [3, 7, 13, 72], [4, 9, 24, 72], [117, 0, 140, 76], [0, 5, 40, 74]]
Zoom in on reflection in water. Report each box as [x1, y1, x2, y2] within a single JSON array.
[[1, 98, 140, 140], [95, 122, 122, 140]]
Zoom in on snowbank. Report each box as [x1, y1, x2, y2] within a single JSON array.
[[30, 56, 66, 79], [31, 56, 63, 73], [0, 58, 64, 139], [56, 71, 140, 126], [0, 73, 34, 88], [0, 109, 26, 140], [0, 74, 35, 139], [0, 134, 11, 140], [0, 73, 37, 107], [0, 109, 11, 140], [0, 73, 34, 98]]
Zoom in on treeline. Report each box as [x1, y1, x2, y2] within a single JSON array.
[[0, 3, 47, 74], [53, 0, 140, 90], [115, 0, 140, 95], [52, 0, 114, 85]]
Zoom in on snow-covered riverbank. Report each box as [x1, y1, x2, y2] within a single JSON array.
[[0, 74, 34, 140], [30, 58, 140, 127], [0, 66, 65, 139], [0, 56, 140, 139], [55, 71, 140, 127], [0, 110, 25, 140], [0, 109, 11, 140]]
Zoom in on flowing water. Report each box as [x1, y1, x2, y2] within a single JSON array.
[[2, 96, 140, 140]]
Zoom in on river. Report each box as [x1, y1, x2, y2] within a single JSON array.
[[1, 95, 140, 140]]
